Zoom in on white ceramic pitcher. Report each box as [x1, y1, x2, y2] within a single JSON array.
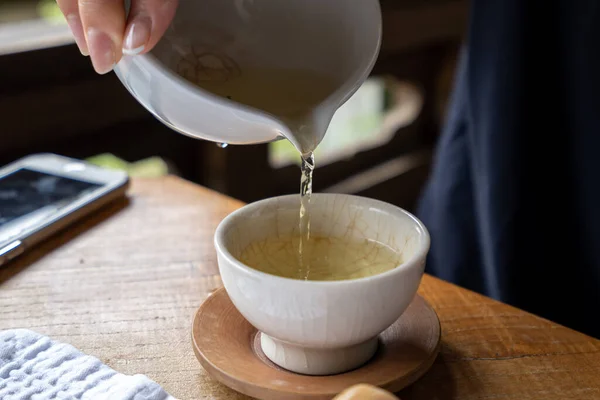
[[114, 0, 382, 151]]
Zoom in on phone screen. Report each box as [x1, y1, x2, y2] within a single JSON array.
[[0, 168, 101, 237]]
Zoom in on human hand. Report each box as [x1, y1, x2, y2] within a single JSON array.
[[333, 384, 400, 400], [57, 0, 178, 74]]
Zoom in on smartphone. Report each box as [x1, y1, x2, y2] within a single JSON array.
[[0, 153, 130, 266]]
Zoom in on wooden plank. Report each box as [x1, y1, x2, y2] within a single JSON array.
[[381, 0, 468, 54], [0, 20, 72, 56]]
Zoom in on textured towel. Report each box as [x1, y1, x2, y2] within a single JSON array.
[[0, 329, 176, 400]]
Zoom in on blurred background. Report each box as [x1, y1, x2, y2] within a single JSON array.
[[0, 0, 469, 213]]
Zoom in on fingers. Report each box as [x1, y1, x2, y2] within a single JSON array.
[[123, 0, 178, 55], [78, 0, 127, 74], [58, 0, 178, 75], [56, 0, 89, 55]]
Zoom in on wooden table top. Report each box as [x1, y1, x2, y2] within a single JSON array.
[[1, 176, 599, 400]]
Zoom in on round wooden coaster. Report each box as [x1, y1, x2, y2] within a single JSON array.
[[192, 288, 441, 400]]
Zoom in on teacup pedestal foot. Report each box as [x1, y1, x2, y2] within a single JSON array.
[[260, 333, 378, 376]]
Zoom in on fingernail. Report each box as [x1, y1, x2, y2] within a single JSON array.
[[66, 14, 89, 56], [87, 28, 115, 74], [123, 17, 151, 55]]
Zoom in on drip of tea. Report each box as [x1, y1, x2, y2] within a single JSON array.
[[238, 235, 403, 281], [190, 67, 339, 279]]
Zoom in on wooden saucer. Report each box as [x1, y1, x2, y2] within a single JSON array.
[[192, 288, 441, 400]]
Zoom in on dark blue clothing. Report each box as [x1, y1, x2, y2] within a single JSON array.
[[417, 1, 600, 338]]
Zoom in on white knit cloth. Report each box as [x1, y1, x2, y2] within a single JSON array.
[[0, 329, 176, 400]]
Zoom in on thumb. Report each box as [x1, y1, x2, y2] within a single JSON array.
[[123, 0, 178, 55]]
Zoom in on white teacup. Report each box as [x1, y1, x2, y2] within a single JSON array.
[[214, 194, 430, 376]]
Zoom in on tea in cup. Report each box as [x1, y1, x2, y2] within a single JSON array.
[[214, 193, 430, 375]]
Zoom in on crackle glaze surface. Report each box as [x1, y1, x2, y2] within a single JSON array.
[[215, 194, 430, 355]]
